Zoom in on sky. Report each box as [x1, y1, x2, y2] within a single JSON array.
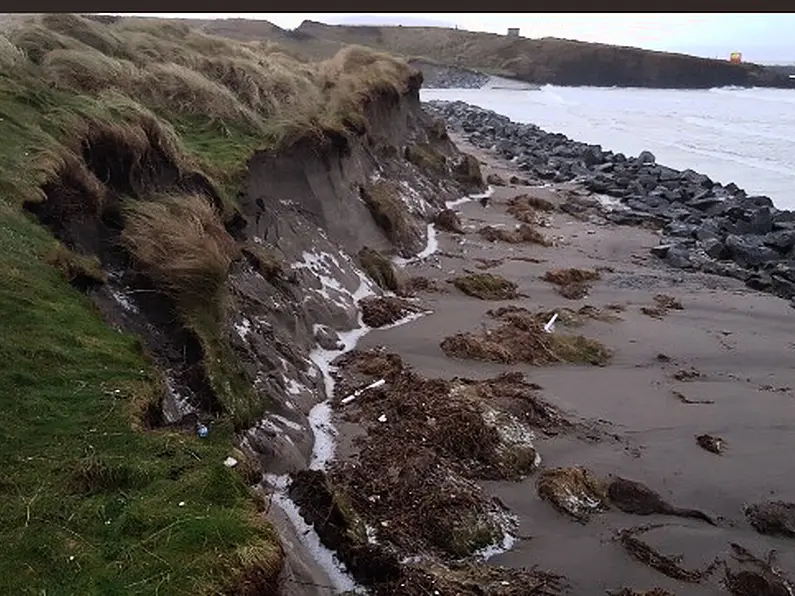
[[117, 13, 795, 64]]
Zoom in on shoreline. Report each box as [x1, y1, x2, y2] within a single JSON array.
[[425, 100, 795, 308], [275, 103, 795, 594]]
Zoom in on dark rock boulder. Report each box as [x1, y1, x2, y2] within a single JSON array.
[[665, 221, 699, 238], [763, 229, 795, 252], [701, 237, 727, 259], [725, 234, 781, 268], [665, 246, 694, 269], [638, 150, 656, 165]]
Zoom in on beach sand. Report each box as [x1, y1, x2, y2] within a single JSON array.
[[342, 134, 795, 594]]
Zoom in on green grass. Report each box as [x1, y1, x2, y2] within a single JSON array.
[[0, 207, 281, 595]]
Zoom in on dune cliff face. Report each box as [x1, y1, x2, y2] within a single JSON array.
[[31, 70, 483, 477]]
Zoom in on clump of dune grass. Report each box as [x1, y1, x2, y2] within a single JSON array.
[[359, 246, 403, 293], [441, 307, 612, 366], [452, 153, 484, 187], [451, 273, 519, 300], [542, 267, 601, 300], [242, 242, 284, 282], [405, 142, 447, 175], [542, 268, 601, 286], [41, 48, 140, 94], [360, 181, 417, 248], [537, 466, 609, 523], [120, 193, 239, 304], [46, 242, 107, 288]]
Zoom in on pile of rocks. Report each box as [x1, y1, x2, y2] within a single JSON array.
[[426, 100, 795, 304], [412, 61, 490, 89]]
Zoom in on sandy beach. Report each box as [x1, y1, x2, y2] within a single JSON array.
[[332, 133, 795, 594]]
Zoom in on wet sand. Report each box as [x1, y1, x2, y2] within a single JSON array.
[[349, 135, 795, 594]]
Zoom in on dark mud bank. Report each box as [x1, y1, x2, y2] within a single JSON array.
[[426, 100, 795, 307]]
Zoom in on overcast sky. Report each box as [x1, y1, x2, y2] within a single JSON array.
[[119, 13, 795, 64]]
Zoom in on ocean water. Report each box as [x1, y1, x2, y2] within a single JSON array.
[[421, 85, 795, 211]]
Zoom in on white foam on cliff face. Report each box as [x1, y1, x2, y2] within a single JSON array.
[[264, 474, 360, 593], [307, 271, 377, 470], [393, 223, 439, 267], [234, 318, 252, 340], [110, 289, 138, 314], [417, 224, 439, 259]]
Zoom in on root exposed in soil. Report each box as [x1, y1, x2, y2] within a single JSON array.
[[537, 467, 609, 523], [744, 501, 795, 539], [616, 524, 719, 583], [434, 208, 465, 234], [376, 561, 564, 596], [478, 224, 551, 246], [441, 309, 612, 366], [607, 477, 716, 526], [359, 296, 423, 328], [724, 542, 794, 596], [696, 434, 723, 454], [451, 273, 520, 300]]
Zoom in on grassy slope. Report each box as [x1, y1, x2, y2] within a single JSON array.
[[0, 38, 278, 596], [0, 14, 416, 595]]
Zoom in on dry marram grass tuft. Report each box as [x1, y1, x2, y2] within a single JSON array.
[[121, 193, 239, 303]]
